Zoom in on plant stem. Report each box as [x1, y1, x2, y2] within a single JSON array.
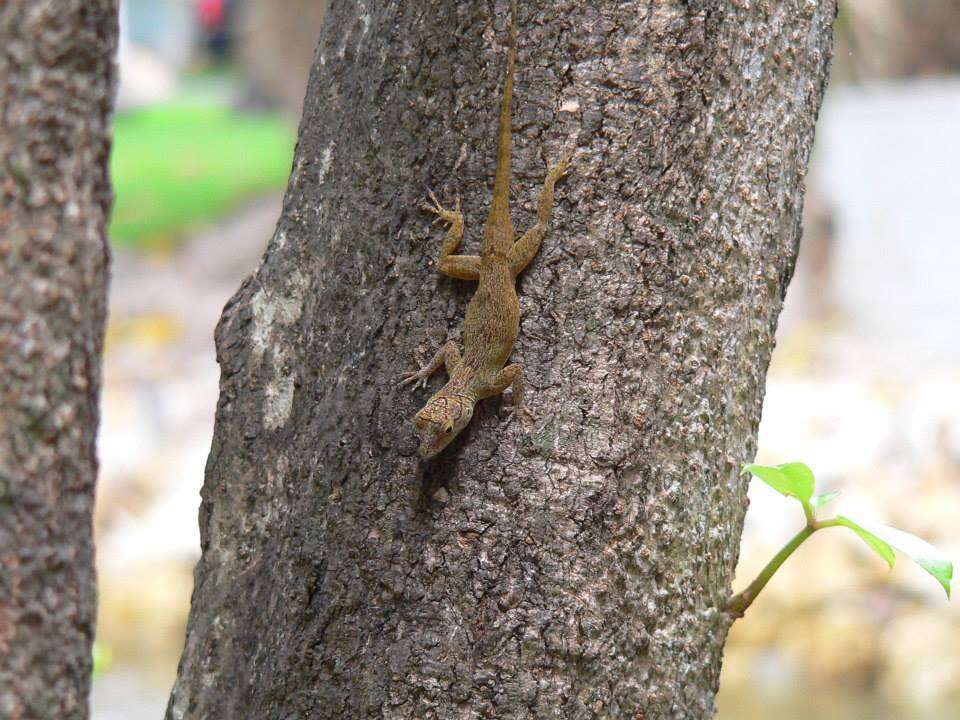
[[816, 519, 843, 529], [726, 524, 817, 619]]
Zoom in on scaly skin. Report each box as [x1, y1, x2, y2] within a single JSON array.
[[401, 1, 569, 459]]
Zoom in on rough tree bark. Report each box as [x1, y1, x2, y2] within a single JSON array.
[[0, 2, 117, 719], [169, 2, 835, 718]]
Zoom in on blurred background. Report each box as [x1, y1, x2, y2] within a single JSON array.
[[91, 1, 960, 717]]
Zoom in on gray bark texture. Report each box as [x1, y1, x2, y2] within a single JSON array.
[[0, 2, 117, 719], [169, 1, 835, 718]]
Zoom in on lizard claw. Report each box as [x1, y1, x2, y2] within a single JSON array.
[[550, 156, 571, 182], [504, 402, 534, 425], [399, 370, 428, 390], [423, 189, 443, 216], [422, 190, 461, 225], [548, 147, 574, 183], [421, 203, 444, 226]]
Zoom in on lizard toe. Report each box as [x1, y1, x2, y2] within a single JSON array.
[[398, 372, 420, 389]]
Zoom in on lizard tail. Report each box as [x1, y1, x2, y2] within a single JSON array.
[[490, 0, 517, 217]]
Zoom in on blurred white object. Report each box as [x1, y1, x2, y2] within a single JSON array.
[[815, 78, 960, 366], [117, 45, 178, 110], [117, 0, 194, 109]]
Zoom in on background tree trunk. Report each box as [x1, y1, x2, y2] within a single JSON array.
[[236, 0, 329, 118], [0, 2, 117, 719], [169, 1, 835, 718]]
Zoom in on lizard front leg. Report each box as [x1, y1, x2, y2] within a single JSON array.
[[422, 191, 480, 281], [508, 154, 570, 276], [479, 363, 532, 421], [399, 340, 462, 389]]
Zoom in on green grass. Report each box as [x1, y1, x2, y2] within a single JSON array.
[[110, 104, 295, 248]]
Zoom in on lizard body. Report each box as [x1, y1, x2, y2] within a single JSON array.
[[401, 0, 569, 459]]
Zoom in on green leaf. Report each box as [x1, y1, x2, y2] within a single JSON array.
[[843, 516, 953, 598], [92, 642, 112, 677], [810, 491, 841, 510], [834, 515, 896, 570], [742, 462, 815, 503], [837, 515, 953, 598], [776, 463, 816, 501]]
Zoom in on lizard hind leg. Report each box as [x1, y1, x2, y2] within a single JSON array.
[[422, 191, 480, 281], [399, 340, 462, 390], [508, 153, 571, 276]]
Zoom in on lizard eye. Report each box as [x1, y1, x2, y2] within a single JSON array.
[[442, 419, 454, 434]]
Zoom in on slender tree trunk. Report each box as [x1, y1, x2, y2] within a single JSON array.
[[0, 2, 117, 719], [169, 1, 835, 718]]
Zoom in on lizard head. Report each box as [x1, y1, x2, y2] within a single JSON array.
[[413, 393, 475, 459]]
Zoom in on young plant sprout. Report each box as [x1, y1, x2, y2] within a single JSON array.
[[727, 461, 953, 619]]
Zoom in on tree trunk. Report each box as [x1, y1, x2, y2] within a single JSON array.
[[0, 2, 117, 719], [168, 1, 835, 718]]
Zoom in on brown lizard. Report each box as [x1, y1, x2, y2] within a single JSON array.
[[400, 0, 569, 459]]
